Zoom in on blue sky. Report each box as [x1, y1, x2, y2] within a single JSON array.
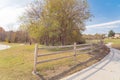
[[85, 0, 120, 34], [0, 0, 120, 34]]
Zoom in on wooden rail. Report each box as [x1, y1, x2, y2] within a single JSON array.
[[37, 55, 74, 64], [37, 50, 73, 57], [32, 42, 103, 74]]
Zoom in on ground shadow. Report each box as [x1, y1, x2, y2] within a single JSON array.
[[66, 49, 114, 80], [35, 55, 101, 80], [35, 47, 110, 80], [49, 53, 108, 80]]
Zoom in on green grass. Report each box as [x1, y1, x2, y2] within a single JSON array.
[[86, 39, 100, 44], [0, 42, 107, 80], [0, 43, 39, 80], [105, 38, 120, 50], [105, 38, 120, 44]]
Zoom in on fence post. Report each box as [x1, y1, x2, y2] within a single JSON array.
[[74, 42, 77, 62], [33, 44, 38, 74], [90, 43, 93, 53], [100, 40, 104, 47]]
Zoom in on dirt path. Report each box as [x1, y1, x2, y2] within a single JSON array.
[[106, 42, 113, 47], [0, 44, 10, 50]]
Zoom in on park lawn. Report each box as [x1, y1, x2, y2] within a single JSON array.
[[105, 38, 120, 49], [0, 43, 39, 80], [105, 38, 120, 44], [0, 42, 108, 80]]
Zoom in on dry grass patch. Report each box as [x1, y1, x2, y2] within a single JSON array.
[[35, 45, 110, 80], [0, 43, 109, 80]]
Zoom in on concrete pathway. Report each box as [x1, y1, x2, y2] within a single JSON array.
[[106, 42, 113, 47], [0, 44, 10, 50], [62, 47, 120, 80]]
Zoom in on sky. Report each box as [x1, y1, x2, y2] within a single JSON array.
[[0, 0, 33, 31], [0, 0, 120, 34], [85, 0, 120, 34]]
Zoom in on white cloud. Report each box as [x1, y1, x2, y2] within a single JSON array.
[[0, 0, 33, 8], [0, 6, 25, 30], [0, 0, 33, 31], [86, 20, 120, 29], [84, 20, 120, 34]]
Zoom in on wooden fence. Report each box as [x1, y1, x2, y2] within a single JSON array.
[[32, 42, 103, 74]]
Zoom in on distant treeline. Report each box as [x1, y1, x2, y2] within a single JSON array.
[[83, 34, 105, 40], [0, 27, 106, 44], [0, 27, 31, 43]]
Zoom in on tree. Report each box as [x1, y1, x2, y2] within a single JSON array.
[[20, 0, 91, 45], [0, 27, 5, 41], [108, 30, 115, 37]]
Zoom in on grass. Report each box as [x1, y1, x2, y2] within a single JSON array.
[[0, 42, 108, 80], [0, 43, 39, 80], [86, 39, 100, 44], [105, 38, 120, 44], [104, 38, 120, 50]]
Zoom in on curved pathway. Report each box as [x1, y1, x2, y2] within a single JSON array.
[[62, 46, 120, 80], [0, 44, 10, 50]]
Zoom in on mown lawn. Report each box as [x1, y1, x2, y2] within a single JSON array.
[[105, 38, 120, 49], [0, 43, 39, 80], [0, 42, 108, 80], [105, 38, 120, 44]]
